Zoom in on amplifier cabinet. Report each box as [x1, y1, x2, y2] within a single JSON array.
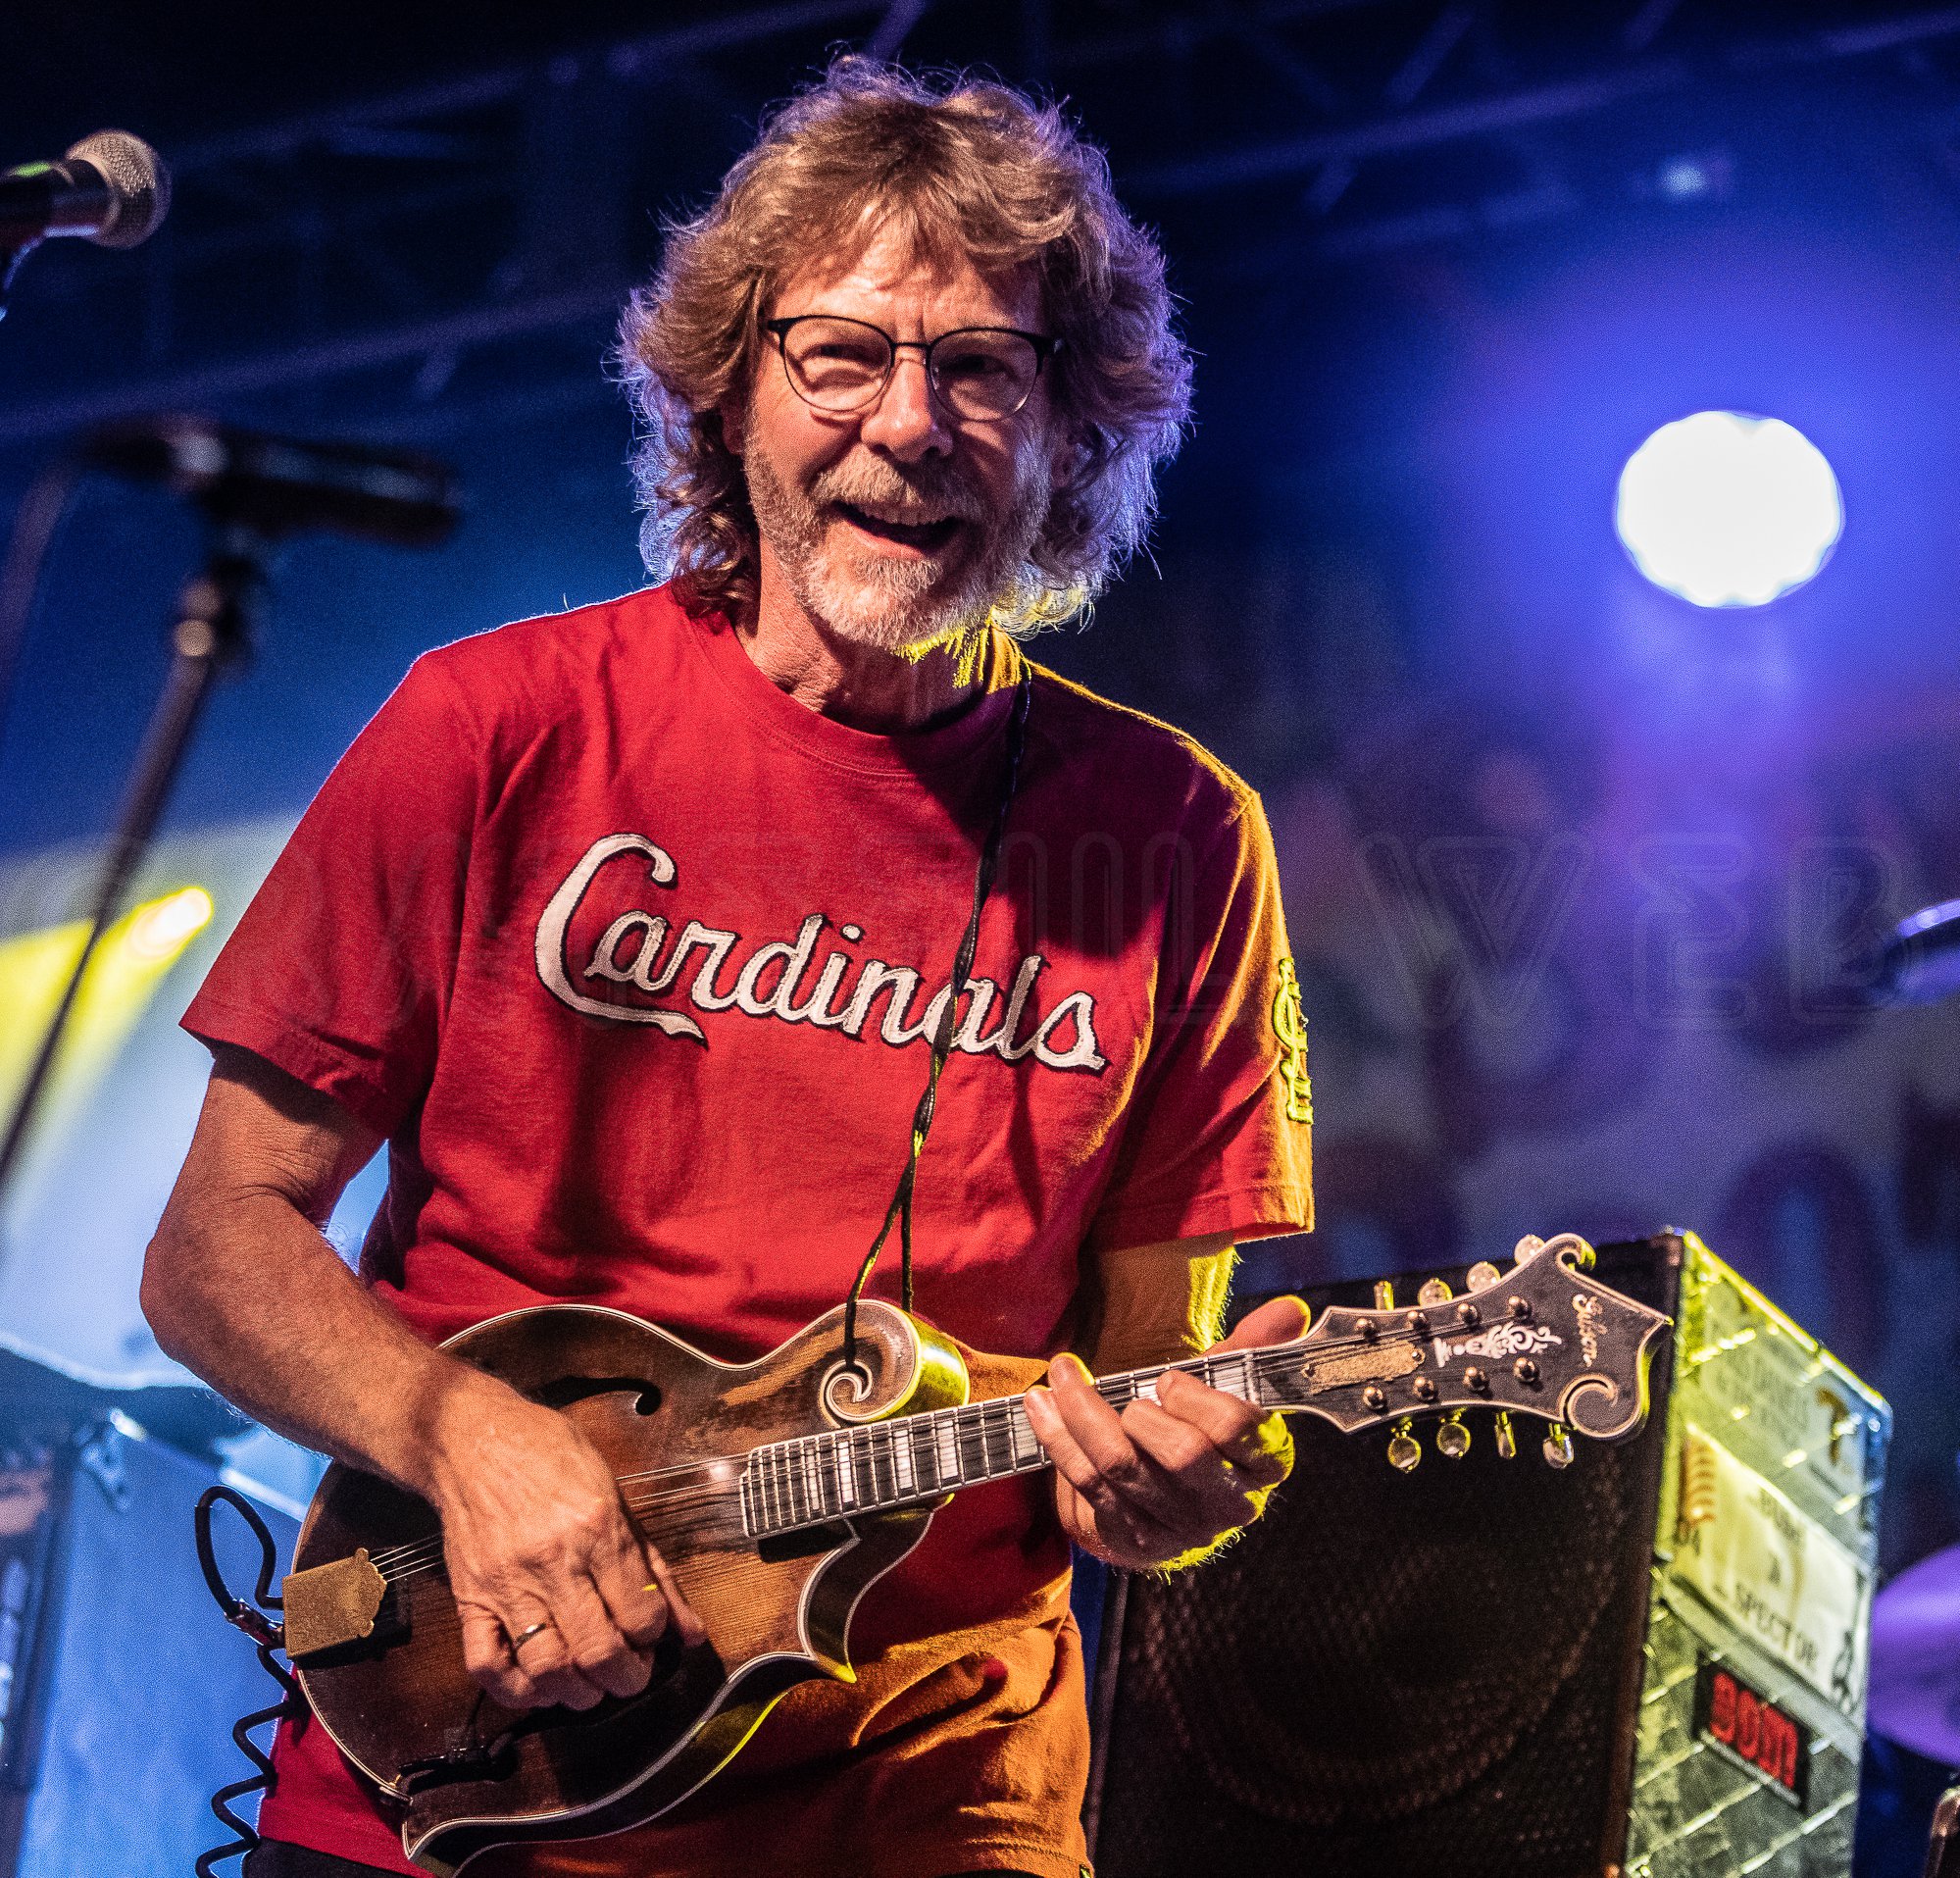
[[1084, 1231, 1890, 1878], [1629, 1233, 1887, 1876], [0, 1407, 298, 1878]]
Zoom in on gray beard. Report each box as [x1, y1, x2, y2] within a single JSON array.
[[745, 439, 1050, 654]]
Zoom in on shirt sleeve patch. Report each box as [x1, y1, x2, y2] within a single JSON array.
[[1272, 956, 1314, 1126]]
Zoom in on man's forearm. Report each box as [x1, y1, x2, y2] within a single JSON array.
[[142, 1186, 501, 1501]]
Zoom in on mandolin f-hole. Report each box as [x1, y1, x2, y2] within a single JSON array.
[[757, 1518, 856, 1563], [531, 1376, 663, 1415]]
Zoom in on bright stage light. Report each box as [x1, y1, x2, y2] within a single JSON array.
[[126, 885, 214, 961], [1615, 411, 1842, 608], [1658, 159, 1711, 201]]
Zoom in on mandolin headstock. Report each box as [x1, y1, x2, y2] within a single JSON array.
[[1263, 1233, 1671, 1469]]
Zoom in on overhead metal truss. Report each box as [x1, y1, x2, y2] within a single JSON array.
[[7, 0, 1960, 454]]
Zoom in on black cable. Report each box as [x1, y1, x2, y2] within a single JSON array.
[[841, 667, 1032, 1378], [193, 1485, 297, 1877]]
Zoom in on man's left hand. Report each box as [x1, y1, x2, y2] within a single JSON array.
[[1024, 1294, 1307, 1570]]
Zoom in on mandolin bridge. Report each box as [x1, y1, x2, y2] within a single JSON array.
[[283, 1548, 390, 1659]]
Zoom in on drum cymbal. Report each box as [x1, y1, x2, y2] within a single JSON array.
[[1869, 1543, 1960, 1766]]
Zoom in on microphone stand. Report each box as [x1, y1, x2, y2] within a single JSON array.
[[0, 522, 265, 1202]]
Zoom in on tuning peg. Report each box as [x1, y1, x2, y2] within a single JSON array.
[[1373, 1280, 1395, 1310], [1512, 1234, 1547, 1266], [1387, 1418, 1421, 1472], [1494, 1410, 1517, 1459], [1436, 1411, 1471, 1459], [1542, 1422, 1574, 1469], [1466, 1260, 1501, 1290], [1417, 1277, 1453, 1306]]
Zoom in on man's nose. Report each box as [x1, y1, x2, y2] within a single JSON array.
[[858, 352, 951, 460]]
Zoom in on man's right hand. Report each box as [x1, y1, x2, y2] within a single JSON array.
[[427, 1374, 701, 1711], [143, 1051, 703, 1716]]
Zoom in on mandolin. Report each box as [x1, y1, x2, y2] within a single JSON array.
[[280, 1232, 1669, 1875]]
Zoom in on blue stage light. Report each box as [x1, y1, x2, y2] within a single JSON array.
[[1615, 411, 1843, 607], [1658, 159, 1711, 200]]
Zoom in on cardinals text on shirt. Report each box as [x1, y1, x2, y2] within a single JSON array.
[[533, 833, 1108, 1073]]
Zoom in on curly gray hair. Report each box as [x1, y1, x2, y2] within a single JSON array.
[[615, 59, 1193, 632]]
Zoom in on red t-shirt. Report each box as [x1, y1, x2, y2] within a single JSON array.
[[183, 585, 1311, 1876]]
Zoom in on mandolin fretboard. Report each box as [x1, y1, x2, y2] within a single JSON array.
[[739, 1349, 1272, 1538]]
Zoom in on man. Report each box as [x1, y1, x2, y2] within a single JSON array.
[[144, 61, 1312, 1878]]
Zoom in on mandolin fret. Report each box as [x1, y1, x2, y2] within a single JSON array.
[[773, 1447, 793, 1527], [977, 1402, 1002, 1475], [956, 1407, 985, 1481]]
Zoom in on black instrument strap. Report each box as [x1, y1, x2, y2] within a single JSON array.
[[840, 665, 1033, 1377]]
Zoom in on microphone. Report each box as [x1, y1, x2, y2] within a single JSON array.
[[84, 415, 463, 548], [0, 130, 172, 252]]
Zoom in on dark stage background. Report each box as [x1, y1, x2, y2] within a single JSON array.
[[1, 0, 1957, 1864]]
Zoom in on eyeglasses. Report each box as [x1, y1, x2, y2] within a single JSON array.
[[762, 315, 1061, 422]]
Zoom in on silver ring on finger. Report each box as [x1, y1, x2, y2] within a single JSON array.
[[509, 1620, 555, 1653]]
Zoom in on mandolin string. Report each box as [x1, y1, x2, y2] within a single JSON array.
[[371, 1486, 742, 1585], [376, 1501, 734, 1586], [361, 1323, 1405, 1576], [363, 1322, 1465, 1585], [360, 1317, 1492, 1584], [361, 1317, 1486, 1580], [362, 1454, 734, 1570], [359, 1457, 733, 1573], [362, 1464, 763, 1577]]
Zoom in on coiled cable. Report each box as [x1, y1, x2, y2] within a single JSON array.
[[192, 1484, 296, 1876]]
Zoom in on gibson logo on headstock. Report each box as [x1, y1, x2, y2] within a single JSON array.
[[1573, 1294, 1603, 1365]]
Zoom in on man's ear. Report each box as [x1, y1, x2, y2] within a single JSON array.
[[1047, 422, 1085, 492], [720, 396, 747, 457]]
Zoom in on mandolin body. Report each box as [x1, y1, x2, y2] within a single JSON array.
[[288, 1299, 969, 1876]]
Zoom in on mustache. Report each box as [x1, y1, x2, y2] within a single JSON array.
[[807, 459, 987, 523]]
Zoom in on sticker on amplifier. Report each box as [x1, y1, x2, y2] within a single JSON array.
[[1673, 1423, 1872, 1712]]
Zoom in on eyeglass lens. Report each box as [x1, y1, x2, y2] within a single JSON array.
[[779, 318, 1041, 420]]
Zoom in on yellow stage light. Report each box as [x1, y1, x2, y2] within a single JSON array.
[[125, 886, 214, 962], [0, 885, 216, 1132]]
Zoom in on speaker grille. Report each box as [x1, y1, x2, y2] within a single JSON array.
[[1090, 1245, 1674, 1878]]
